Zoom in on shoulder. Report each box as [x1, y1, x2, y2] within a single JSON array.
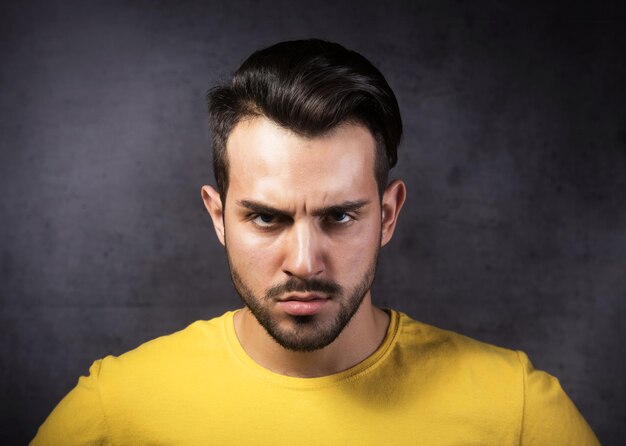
[[392, 311, 600, 445], [94, 312, 233, 386], [91, 312, 236, 430], [31, 312, 236, 444], [394, 311, 523, 375], [388, 310, 527, 420]]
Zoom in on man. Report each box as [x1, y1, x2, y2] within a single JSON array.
[[32, 39, 599, 445]]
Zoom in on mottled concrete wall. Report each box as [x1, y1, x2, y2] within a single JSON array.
[[1, 1, 624, 443]]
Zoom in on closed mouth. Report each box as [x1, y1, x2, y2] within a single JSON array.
[[281, 294, 328, 302]]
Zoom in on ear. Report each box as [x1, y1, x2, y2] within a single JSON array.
[[201, 185, 225, 246], [380, 179, 406, 247]]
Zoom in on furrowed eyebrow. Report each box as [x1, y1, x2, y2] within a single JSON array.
[[311, 200, 370, 217], [236, 199, 371, 218], [237, 200, 290, 217]]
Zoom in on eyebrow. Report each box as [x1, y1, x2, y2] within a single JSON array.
[[310, 200, 371, 217], [236, 199, 371, 217]]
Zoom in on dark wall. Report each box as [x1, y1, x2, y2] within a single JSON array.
[[1, 1, 624, 444]]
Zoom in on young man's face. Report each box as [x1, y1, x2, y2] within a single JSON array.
[[204, 116, 401, 351]]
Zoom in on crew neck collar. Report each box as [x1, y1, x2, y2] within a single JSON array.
[[223, 309, 401, 389]]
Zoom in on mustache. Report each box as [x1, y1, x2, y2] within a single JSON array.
[[265, 277, 342, 300]]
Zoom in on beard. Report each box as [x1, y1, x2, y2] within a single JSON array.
[[226, 248, 379, 353]]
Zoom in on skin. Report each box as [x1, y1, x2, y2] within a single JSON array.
[[202, 116, 406, 378]]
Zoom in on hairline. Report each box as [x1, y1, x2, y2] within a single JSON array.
[[217, 114, 388, 207]]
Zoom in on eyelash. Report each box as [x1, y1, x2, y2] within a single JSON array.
[[328, 211, 351, 224], [250, 214, 279, 228]]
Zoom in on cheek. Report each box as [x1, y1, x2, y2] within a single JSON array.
[[330, 221, 380, 270], [226, 226, 281, 282]]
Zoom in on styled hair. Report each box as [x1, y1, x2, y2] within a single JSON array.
[[207, 39, 402, 199]]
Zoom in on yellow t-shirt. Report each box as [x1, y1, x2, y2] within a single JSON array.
[[32, 310, 599, 445]]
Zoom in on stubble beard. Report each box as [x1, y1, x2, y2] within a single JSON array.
[[226, 248, 380, 353]]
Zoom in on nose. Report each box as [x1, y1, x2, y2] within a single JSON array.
[[281, 221, 325, 280]]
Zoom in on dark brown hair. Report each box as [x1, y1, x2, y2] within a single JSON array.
[[207, 39, 402, 199]]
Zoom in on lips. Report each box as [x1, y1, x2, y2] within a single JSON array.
[[281, 293, 326, 302], [277, 294, 329, 316]]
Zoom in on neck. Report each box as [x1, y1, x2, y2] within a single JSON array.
[[233, 293, 390, 378]]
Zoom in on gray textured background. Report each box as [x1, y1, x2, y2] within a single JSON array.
[[1, 1, 625, 444]]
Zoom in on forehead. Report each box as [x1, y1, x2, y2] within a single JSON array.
[[225, 117, 378, 206]]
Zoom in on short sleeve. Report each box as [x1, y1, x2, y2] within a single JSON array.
[[517, 351, 600, 446], [30, 360, 109, 446]]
